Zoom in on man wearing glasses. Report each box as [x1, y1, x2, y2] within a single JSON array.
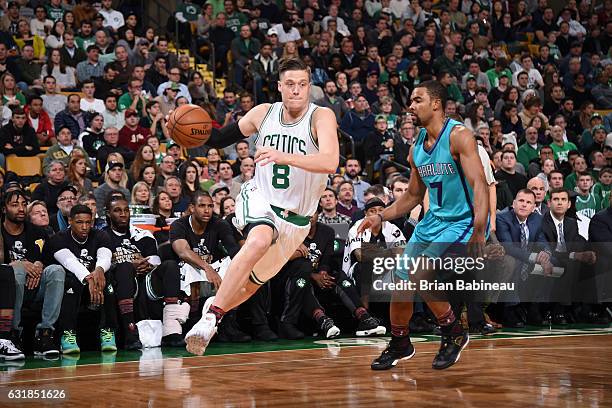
[[156, 68, 192, 103], [50, 185, 78, 233]]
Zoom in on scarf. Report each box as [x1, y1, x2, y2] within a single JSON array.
[[57, 211, 69, 231]]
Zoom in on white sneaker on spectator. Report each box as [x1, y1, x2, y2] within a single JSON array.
[[0, 339, 25, 361]]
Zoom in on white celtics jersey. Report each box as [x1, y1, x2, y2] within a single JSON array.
[[254, 102, 327, 216]]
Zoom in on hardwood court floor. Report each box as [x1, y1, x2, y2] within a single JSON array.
[[1, 331, 611, 407]]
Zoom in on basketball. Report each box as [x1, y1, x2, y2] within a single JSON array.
[[167, 104, 213, 148]]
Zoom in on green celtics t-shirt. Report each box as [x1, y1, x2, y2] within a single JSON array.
[[575, 192, 601, 219], [177, 2, 199, 21], [118, 93, 145, 113], [593, 182, 611, 209], [76, 35, 96, 51], [45, 5, 64, 22], [551, 141, 577, 163], [226, 12, 247, 34]]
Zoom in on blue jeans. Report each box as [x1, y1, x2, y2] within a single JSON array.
[[13, 264, 65, 331]]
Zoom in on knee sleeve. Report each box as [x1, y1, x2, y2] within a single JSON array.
[[162, 303, 190, 336]]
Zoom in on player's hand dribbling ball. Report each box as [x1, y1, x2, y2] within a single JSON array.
[[167, 104, 212, 148]]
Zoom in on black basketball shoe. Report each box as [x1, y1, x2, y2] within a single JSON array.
[[356, 313, 386, 336], [319, 317, 340, 339], [432, 329, 469, 370], [371, 335, 415, 370], [33, 328, 60, 357]]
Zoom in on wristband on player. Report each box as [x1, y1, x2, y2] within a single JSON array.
[[206, 121, 246, 148]]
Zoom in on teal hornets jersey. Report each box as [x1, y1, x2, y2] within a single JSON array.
[[413, 118, 474, 222]]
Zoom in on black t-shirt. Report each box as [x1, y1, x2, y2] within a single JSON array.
[[169, 215, 240, 264], [494, 170, 528, 198], [534, 20, 558, 37], [304, 223, 334, 273], [44, 229, 111, 272], [2, 222, 46, 263], [224, 214, 245, 244], [103, 227, 158, 264], [31, 180, 69, 215]]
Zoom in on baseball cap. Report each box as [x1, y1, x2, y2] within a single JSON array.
[[106, 161, 124, 172], [94, 13, 104, 20], [211, 184, 230, 196], [166, 140, 180, 150], [466, 74, 477, 81], [58, 185, 78, 197], [364, 197, 386, 211], [499, 72, 511, 79], [124, 109, 138, 118], [367, 70, 379, 77], [591, 112, 603, 121], [164, 82, 180, 94], [592, 124, 606, 133], [375, 114, 387, 122], [137, 38, 150, 46], [267, 27, 278, 36]]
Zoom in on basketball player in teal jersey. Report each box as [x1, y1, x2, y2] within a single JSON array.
[[358, 81, 489, 370]]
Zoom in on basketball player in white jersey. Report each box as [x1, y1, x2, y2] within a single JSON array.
[[184, 59, 339, 355]]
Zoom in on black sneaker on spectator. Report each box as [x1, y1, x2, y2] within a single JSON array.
[[10, 329, 22, 351], [161, 333, 186, 347], [469, 322, 496, 336], [0, 339, 25, 361], [371, 336, 415, 370], [320, 317, 340, 339], [278, 322, 304, 340], [252, 324, 279, 341], [409, 313, 435, 333], [356, 313, 386, 336], [217, 317, 251, 343], [125, 324, 143, 350], [33, 328, 60, 357], [552, 313, 568, 325]]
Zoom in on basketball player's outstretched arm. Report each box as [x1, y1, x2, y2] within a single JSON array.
[[254, 108, 340, 174], [451, 126, 489, 258], [357, 145, 426, 235], [205, 104, 272, 149]]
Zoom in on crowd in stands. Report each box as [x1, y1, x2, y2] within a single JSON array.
[[0, 0, 610, 360]]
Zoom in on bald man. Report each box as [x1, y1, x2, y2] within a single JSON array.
[[528, 177, 548, 215]]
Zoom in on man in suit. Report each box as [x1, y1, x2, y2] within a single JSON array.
[[528, 177, 549, 215], [587, 194, 612, 324], [542, 188, 596, 325], [496, 189, 554, 327]]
